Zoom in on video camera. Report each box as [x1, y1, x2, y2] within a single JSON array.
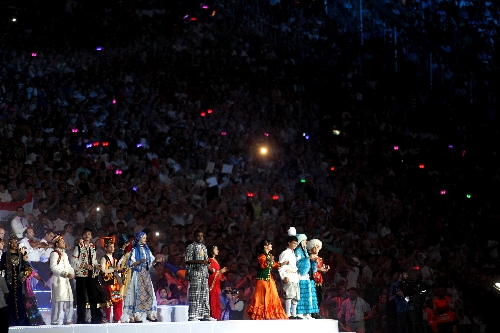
[[223, 287, 239, 295]]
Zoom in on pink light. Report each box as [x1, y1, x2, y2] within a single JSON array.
[[112, 99, 116, 104], [221, 131, 227, 136], [71, 128, 78, 133], [31, 53, 37, 57], [393, 146, 399, 151], [264, 133, 269, 137], [202, 5, 209, 9], [440, 190, 446, 195], [207, 109, 213, 114]]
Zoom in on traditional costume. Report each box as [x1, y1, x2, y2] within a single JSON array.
[[294, 234, 319, 318], [278, 227, 300, 318], [307, 238, 326, 318], [185, 239, 211, 320], [100, 236, 123, 323], [208, 256, 224, 320], [247, 249, 288, 320], [50, 235, 75, 325], [71, 237, 104, 324], [123, 232, 157, 322], [0, 233, 29, 327]]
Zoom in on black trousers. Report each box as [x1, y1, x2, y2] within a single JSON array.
[[75, 276, 102, 323], [0, 306, 9, 333]]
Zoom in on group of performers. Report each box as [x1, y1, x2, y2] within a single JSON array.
[[1, 226, 327, 329], [245, 227, 330, 320], [201, 227, 329, 321], [0, 228, 162, 328]]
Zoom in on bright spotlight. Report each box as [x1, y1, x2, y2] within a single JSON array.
[[494, 282, 500, 291], [260, 147, 268, 155], [12, 18, 17, 22]]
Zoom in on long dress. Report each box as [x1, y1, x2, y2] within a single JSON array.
[[208, 258, 223, 320], [246, 253, 288, 320], [0, 251, 29, 327], [22, 265, 45, 325], [123, 245, 157, 318]]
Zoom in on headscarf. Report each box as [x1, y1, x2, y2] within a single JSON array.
[[128, 231, 153, 272]]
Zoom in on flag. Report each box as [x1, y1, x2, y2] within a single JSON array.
[[0, 192, 34, 227]]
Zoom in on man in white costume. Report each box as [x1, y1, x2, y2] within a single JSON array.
[[50, 234, 75, 325], [278, 227, 301, 319]]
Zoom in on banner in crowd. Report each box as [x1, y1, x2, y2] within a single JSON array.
[[0, 192, 34, 227]]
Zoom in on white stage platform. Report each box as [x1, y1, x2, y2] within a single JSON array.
[[9, 318, 340, 333]]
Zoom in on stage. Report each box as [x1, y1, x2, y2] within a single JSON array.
[[9, 318, 340, 333]]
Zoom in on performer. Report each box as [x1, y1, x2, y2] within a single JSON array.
[[49, 235, 75, 325], [71, 228, 105, 324], [307, 238, 329, 319], [100, 236, 123, 323], [278, 233, 301, 319], [0, 234, 29, 326], [123, 232, 161, 323], [246, 239, 289, 320], [208, 245, 227, 320], [184, 230, 215, 321], [18, 247, 46, 326], [294, 233, 320, 319], [117, 236, 133, 322], [19, 226, 51, 291]]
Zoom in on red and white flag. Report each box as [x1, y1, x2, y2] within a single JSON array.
[[0, 192, 34, 227]]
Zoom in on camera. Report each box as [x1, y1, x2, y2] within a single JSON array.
[[223, 288, 239, 295]]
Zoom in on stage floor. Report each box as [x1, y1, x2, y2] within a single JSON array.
[[9, 318, 340, 333]]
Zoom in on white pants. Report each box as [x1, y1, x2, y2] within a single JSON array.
[[51, 301, 73, 325]]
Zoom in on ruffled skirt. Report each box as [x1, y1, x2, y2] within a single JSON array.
[[247, 278, 288, 320]]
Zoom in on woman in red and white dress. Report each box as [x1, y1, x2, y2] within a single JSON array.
[[208, 245, 227, 320]]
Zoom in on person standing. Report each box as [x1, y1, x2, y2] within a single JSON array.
[[278, 235, 301, 319], [208, 245, 227, 320], [307, 238, 330, 318], [340, 287, 372, 333], [246, 239, 289, 320], [184, 230, 215, 321], [71, 228, 104, 324], [123, 232, 161, 323], [11, 207, 27, 240], [294, 233, 319, 319], [50, 235, 75, 325], [389, 271, 410, 333], [0, 234, 29, 326], [99, 236, 123, 323]]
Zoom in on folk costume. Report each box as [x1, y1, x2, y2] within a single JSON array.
[[100, 236, 123, 323], [208, 257, 224, 320], [123, 232, 157, 322], [49, 235, 75, 325], [21, 264, 45, 325], [294, 234, 320, 318], [0, 233, 29, 327], [184, 240, 210, 320], [278, 227, 300, 318], [247, 251, 288, 320], [71, 238, 104, 324]]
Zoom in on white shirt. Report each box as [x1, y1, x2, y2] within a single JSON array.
[[11, 216, 27, 239], [278, 248, 299, 283], [19, 237, 44, 262], [0, 191, 12, 203]]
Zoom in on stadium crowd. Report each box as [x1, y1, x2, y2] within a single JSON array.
[[1, 0, 499, 331]]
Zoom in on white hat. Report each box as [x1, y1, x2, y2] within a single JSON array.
[[287, 227, 297, 236]]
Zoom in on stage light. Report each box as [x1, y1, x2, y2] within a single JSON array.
[[466, 194, 471, 199], [330, 166, 335, 171], [393, 145, 399, 151], [419, 164, 425, 169], [12, 18, 17, 22], [494, 282, 500, 291], [448, 145, 454, 149], [264, 133, 269, 137], [221, 131, 227, 136], [462, 150, 466, 157], [440, 190, 446, 195], [93, 142, 99, 147], [112, 99, 116, 104], [260, 147, 268, 155], [31, 53, 37, 57], [200, 111, 206, 117], [207, 109, 213, 114], [247, 192, 254, 198], [86, 143, 93, 149], [272, 195, 279, 200], [332, 129, 341, 136], [96, 47, 102, 51]]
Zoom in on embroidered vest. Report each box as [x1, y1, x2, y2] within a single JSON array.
[[256, 254, 273, 281]]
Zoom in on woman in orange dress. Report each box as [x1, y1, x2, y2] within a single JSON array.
[[247, 240, 289, 320], [208, 245, 227, 320]]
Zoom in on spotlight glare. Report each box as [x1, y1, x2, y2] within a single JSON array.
[[260, 147, 268, 155], [494, 282, 500, 291]]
